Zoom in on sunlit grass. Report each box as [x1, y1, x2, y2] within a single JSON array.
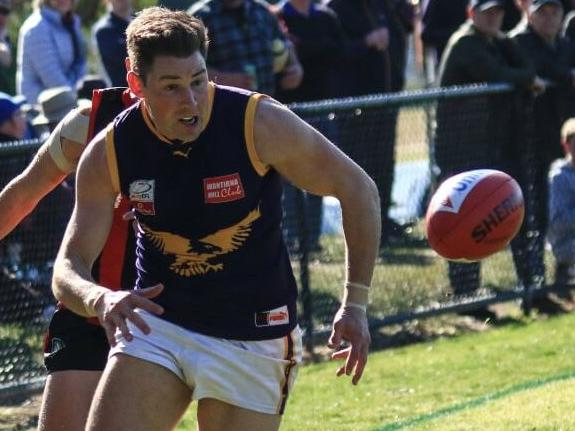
[[176, 311, 575, 430]]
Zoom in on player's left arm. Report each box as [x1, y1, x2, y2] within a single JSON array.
[[254, 98, 381, 384]]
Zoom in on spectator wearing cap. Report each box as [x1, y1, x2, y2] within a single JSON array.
[[0, 92, 27, 141], [92, 0, 132, 87], [513, 0, 575, 177], [511, 0, 575, 311], [0, 0, 15, 94], [17, 0, 87, 104], [31, 86, 89, 139], [435, 0, 545, 318]]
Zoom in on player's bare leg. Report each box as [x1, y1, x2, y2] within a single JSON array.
[[86, 354, 191, 431], [38, 370, 101, 431], [197, 398, 282, 431]]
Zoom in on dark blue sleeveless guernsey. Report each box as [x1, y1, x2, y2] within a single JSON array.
[[106, 83, 298, 340]]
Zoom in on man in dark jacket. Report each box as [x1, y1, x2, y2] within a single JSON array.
[[92, 0, 133, 87], [328, 0, 415, 245], [435, 0, 543, 316], [512, 0, 575, 311], [421, 0, 469, 68], [276, 0, 349, 252]]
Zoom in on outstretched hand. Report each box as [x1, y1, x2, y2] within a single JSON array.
[[94, 284, 165, 346], [328, 305, 371, 385]]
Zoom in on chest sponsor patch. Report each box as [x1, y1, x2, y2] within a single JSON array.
[[203, 173, 245, 204], [129, 179, 156, 215], [255, 305, 290, 327]]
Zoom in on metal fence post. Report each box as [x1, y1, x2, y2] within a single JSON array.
[[295, 187, 315, 356]]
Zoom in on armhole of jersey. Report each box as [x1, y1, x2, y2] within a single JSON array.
[[206, 81, 215, 126], [105, 125, 121, 194], [245, 93, 269, 177], [88, 90, 103, 141]]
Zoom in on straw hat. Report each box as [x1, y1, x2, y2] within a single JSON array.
[[32, 86, 90, 126]]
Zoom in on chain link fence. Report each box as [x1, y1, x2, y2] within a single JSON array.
[[0, 83, 554, 394]]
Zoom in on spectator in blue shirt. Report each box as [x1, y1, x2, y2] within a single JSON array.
[[92, 0, 132, 87], [548, 118, 575, 289], [17, 0, 86, 104]]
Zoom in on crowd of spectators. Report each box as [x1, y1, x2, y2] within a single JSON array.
[[2, 0, 575, 317], [432, 0, 575, 315]]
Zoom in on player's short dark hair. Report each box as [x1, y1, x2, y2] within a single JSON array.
[[126, 7, 209, 82]]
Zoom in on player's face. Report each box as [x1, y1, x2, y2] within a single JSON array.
[[530, 4, 563, 41], [135, 52, 210, 143], [472, 6, 505, 37]]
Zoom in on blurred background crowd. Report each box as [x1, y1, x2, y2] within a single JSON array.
[[3, 0, 575, 317]]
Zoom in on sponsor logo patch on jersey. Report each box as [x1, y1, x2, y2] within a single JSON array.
[[255, 305, 290, 327], [203, 173, 245, 204], [129, 179, 156, 215]]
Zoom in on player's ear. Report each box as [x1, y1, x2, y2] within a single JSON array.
[[127, 70, 145, 98]]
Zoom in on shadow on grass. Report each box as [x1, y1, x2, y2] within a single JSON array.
[[379, 250, 435, 266]]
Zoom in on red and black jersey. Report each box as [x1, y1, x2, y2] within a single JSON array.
[[54, 88, 137, 316], [89, 88, 138, 291], [44, 88, 139, 364]]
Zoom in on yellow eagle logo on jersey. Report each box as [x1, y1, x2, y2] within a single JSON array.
[[138, 207, 261, 277]]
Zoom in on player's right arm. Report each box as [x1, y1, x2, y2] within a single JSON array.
[[0, 108, 89, 240], [52, 129, 164, 345]]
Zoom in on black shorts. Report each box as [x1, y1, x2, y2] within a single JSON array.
[[43, 308, 109, 373]]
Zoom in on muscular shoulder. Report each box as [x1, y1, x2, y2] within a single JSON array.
[[254, 97, 288, 133], [253, 97, 315, 168]]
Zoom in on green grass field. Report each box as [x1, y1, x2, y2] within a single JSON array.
[[175, 312, 575, 430]]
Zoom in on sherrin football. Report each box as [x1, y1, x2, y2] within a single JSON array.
[[425, 169, 524, 261]]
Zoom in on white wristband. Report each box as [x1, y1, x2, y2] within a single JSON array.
[[346, 281, 370, 291]]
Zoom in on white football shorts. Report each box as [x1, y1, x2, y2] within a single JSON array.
[[109, 309, 302, 415]]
